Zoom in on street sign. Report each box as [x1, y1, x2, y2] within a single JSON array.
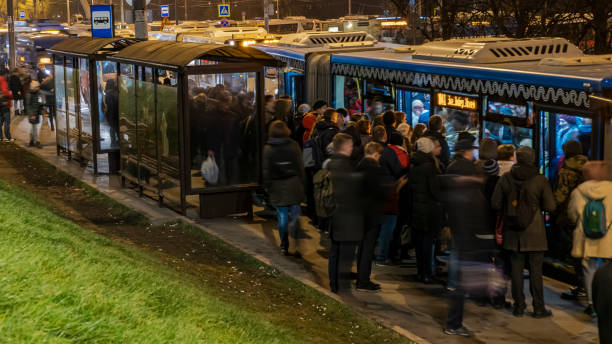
[[220, 18, 229, 27], [19, 10, 25, 19], [160, 5, 169, 18], [91, 5, 114, 38], [218, 4, 230, 17]]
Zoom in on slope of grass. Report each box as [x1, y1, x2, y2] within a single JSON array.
[[0, 179, 297, 344]]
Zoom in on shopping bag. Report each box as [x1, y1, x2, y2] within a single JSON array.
[[200, 156, 219, 185]]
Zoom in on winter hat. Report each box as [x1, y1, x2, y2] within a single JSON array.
[[297, 103, 311, 114], [562, 140, 583, 159], [482, 159, 500, 176], [313, 100, 327, 111], [455, 138, 478, 152], [416, 137, 435, 154], [516, 146, 536, 165], [479, 138, 498, 160]]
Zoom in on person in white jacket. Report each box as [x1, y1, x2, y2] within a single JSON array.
[[569, 161, 612, 318]]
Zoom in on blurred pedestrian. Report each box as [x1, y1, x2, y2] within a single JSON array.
[[357, 119, 371, 147], [424, 115, 450, 170], [328, 133, 364, 293], [25, 80, 42, 148], [492, 146, 556, 318], [356, 142, 386, 292], [410, 123, 427, 151], [382, 110, 398, 144], [40, 74, 55, 131], [263, 121, 305, 256], [593, 261, 612, 344], [8, 68, 23, 116], [568, 161, 612, 317], [0, 68, 14, 142], [312, 100, 328, 117], [410, 137, 442, 283]]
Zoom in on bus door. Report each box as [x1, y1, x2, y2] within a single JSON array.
[[284, 71, 304, 109], [395, 87, 431, 127], [537, 106, 598, 181]]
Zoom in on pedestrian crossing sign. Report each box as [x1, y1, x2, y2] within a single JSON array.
[[218, 4, 230, 17]]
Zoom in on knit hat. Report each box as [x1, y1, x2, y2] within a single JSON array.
[[479, 138, 498, 160], [482, 159, 500, 176], [562, 140, 583, 159], [516, 146, 535, 165], [416, 137, 435, 154], [297, 103, 311, 114]]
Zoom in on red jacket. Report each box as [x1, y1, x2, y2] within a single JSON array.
[[388, 144, 410, 168], [0, 76, 13, 109]]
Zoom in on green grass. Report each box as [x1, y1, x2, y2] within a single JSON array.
[[0, 179, 298, 344]]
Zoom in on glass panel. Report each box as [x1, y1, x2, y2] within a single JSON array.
[[483, 121, 533, 147], [364, 79, 394, 118], [487, 101, 527, 118], [137, 67, 158, 192], [433, 107, 480, 155], [54, 60, 67, 149], [334, 75, 362, 115], [188, 72, 258, 189], [78, 58, 93, 160], [397, 90, 431, 127], [65, 57, 77, 153], [542, 111, 593, 179], [118, 64, 138, 184], [97, 61, 119, 151], [156, 69, 180, 206], [264, 67, 278, 97]]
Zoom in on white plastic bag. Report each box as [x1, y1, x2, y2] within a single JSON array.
[[201, 156, 219, 185]]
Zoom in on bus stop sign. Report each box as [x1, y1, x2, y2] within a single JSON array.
[[91, 5, 114, 38], [218, 4, 230, 17], [19, 10, 25, 19], [160, 5, 169, 18]]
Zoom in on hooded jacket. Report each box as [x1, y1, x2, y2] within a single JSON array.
[[491, 163, 556, 252], [409, 150, 442, 231], [262, 138, 305, 207], [569, 180, 612, 258], [328, 154, 364, 242]]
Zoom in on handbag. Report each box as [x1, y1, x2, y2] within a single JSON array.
[[200, 156, 219, 185]]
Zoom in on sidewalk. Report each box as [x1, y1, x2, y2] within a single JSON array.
[[9, 115, 599, 344]]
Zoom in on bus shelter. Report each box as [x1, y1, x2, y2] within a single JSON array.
[[107, 41, 283, 217], [49, 37, 136, 174]]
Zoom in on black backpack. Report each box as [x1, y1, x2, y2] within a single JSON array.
[[504, 176, 537, 231], [269, 144, 298, 180]]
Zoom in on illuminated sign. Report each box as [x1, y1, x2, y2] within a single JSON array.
[[218, 4, 230, 17], [435, 92, 479, 111], [91, 5, 114, 38], [380, 20, 408, 27]]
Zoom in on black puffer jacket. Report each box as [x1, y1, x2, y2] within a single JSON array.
[[328, 154, 364, 242], [409, 151, 442, 232], [311, 121, 339, 161], [491, 164, 556, 252], [357, 157, 389, 229], [263, 138, 306, 207], [424, 130, 450, 169]]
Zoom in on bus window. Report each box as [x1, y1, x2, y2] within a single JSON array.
[[483, 121, 533, 147], [334, 75, 361, 115], [364, 80, 394, 118], [396, 89, 430, 127]]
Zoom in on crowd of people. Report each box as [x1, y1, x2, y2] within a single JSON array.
[[261, 96, 612, 338]]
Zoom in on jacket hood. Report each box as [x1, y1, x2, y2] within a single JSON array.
[[510, 163, 538, 181], [411, 150, 434, 166], [575, 180, 612, 200], [564, 155, 588, 172]]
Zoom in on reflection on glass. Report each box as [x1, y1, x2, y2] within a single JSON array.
[[544, 111, 593, 178], [119, 64, 137, 184], [434, 107, 480, 155], [487, 101, 527, 118], [264, 67, 278, 97], [97, 61, 119, 151], [483, 121, 533, 147], [54, 62, 67, 149], [78, 58, 93, 160], [397, 90, 431, 126], [334, 75, 362, 114], [137, 67, 156, 191], [156, 69, 180, 205], [364, 79, 394, 115], [188, 72, 258, 189], [65, 58, 77, 153]]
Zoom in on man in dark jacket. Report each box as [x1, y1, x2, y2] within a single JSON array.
[[424, 115, 450, 170], [410, 137, 442, 283], [593, 262, 612, 344], [311, 108, 340, 162], [492, 146, 556, 318], [328, 133, 364, 293], [356, 142, 387, 291], [382, 110, 398, 144], [442, 138, 494, 336]]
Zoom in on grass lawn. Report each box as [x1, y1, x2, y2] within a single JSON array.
[[0, 143, 413, 344]]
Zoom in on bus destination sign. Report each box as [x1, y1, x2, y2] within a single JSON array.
[[435, 92, 479, 111]]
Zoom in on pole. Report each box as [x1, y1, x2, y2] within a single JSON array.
[[7, 0, 16, 68], [66, 0, 70, 24], [134, 0, 147, 40], [121, 0, 125, 25], [264, 0, 269, 32], [184, 0, 187, 21], [348, 0, 351, 16], [276, 0, 279, 19], [174, 0, 178, 25]]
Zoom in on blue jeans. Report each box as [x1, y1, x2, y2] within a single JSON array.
[[376, 215, 397, 262], [0, 108, 10, 140], [583, 258, 610, 304], [275, 204, 301, 250]]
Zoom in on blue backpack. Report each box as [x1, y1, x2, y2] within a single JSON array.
[[582, 194, 610, 239]]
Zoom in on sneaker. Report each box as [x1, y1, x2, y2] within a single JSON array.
[[35, 141, 42, 148], [584, 304, 597, 318], [444, 326, 470, 337], [513, 305, 526, 317], [3, 138, 9, 142], [355, 281, 381, 292], [561, 287, 586, 300], [280, 249, 289, 256], [532, 309, 553, 318]]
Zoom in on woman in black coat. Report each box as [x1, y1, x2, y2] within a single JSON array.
[[410, 137, 442, 283]]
